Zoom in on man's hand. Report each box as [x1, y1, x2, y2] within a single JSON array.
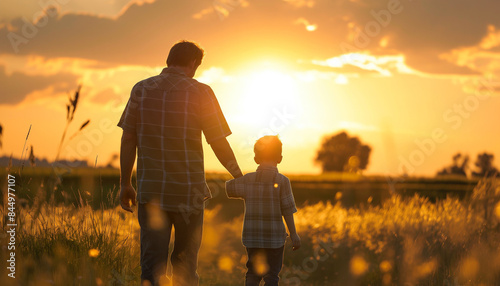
[[120, 130, 137, 213], [120, 184, 137, 213], [290, 233, 301, 251]]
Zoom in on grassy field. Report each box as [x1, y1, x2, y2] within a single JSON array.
[[1, 167, 499, 285], [0, 167, 478, 216]]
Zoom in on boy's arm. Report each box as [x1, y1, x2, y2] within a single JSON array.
[[284, 214, 300, 250], [280, 177, 298, 215], [225, 177, 245, 199], [280, 176, 300, 250]]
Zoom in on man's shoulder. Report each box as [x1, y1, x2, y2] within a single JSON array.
[[176, 76, 205, 90], [132, 74, 164, 92], [167, 75, 210, 92], [193, 80, 213, 94], [133, 74, 210, 93]]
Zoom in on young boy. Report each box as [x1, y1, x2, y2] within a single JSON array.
[[226, 135, 300, 286]]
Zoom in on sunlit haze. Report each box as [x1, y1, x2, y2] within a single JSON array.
[[0, 0, 499, 176]]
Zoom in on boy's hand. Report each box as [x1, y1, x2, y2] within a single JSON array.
[[290, 233, 301, 251]]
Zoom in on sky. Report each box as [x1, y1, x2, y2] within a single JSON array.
[[0, 0, 499, 176]]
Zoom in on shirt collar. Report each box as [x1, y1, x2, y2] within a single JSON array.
[[161, 66, 187, 76], [256, 165, 279, 173]]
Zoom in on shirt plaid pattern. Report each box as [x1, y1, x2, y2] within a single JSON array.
[[226, 165, 298, 248], [118, 67, 232, 213]]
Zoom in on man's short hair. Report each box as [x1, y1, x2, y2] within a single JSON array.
[[254, 135, 282, 162], [166, 40, 205, 67]]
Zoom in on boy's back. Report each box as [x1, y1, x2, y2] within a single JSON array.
[[226, 165, 297, 248], [225, 135, 300, 286]]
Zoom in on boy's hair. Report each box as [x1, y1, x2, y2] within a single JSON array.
[[254, 135, 282, 162], [166, 40, 205, 67]]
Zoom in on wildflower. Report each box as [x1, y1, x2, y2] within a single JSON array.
[[218, 256, 234, 272], [380, 260, 392, 272], [88, 248, 100, 258], [335, 192, 342, 200], [350, 255, 369, 276], [460, 257, 479, 280]]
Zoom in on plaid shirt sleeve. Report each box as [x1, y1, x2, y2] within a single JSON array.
[[117, 83, 140, 133], [198, 84, 232, 144], [280, 176, 297, 215], [225, 177, 245, 199]]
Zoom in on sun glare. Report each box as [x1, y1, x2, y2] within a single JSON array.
[[234, 67, 300, 131]]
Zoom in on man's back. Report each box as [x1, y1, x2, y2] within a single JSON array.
[[118, 66, 231, 212], [118, 40, 243, 286]]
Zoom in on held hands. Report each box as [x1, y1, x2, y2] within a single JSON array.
[[290, 233, 301, 251], [120, 184, 137, 213]]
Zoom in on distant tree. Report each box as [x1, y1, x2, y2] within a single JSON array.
[[29, 145, 35, 167], [472, 152, 498, 177], [437, 153, 469, 177], [0, 123, 3, 149], [315, 131, 372, 173], [106, 153, 119, 168]]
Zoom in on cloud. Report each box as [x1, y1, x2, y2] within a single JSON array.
[[283, 0, 315, 8], [0, 0, 155, 24], [0, 65, 77, 104], [90, 87, 122, 104], [192, 7, 215, 20], [0, 0, 498, 77], [325, 0, 500, 75], [0, 1, 207, 65], [296, 59, 379, 75], [0, 0, 342, 68], [460, 78, 500, 97], [440, 25, 500, 75], [294, 18, 317, 31], [196, 67, 232, 85], [210, 0, 250, 20], [312, 53, 414, 77]]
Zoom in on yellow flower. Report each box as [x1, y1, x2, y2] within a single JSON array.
[[89, 249, 100, 258]]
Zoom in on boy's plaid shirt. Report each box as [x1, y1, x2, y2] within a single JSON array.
[[118, 67, 231, 213], [225, 165, 298, 248]]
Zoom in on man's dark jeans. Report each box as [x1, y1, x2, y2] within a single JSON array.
[[138, 202, 204, 286], [245, 246, 285, 286]]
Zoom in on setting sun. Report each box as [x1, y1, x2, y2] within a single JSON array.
[[234, 67, 300, 130]]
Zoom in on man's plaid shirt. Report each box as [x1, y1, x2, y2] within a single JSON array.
[[118, 67, 231, 213], [226, 165, 298, 248]]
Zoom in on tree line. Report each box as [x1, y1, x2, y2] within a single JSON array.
[[315, 131, 498, 177]]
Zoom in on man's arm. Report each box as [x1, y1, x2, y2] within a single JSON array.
[[119, 130, 137, 213], [284, 214, 301, 250], [210, 137, 243, 179]]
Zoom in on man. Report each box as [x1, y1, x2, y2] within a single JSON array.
[[118, 40, 243, 285]]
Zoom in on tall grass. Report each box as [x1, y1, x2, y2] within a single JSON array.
[[55, 85, 90, 162], [0, 122, 3, 149], [1, 175, 499, 285]]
